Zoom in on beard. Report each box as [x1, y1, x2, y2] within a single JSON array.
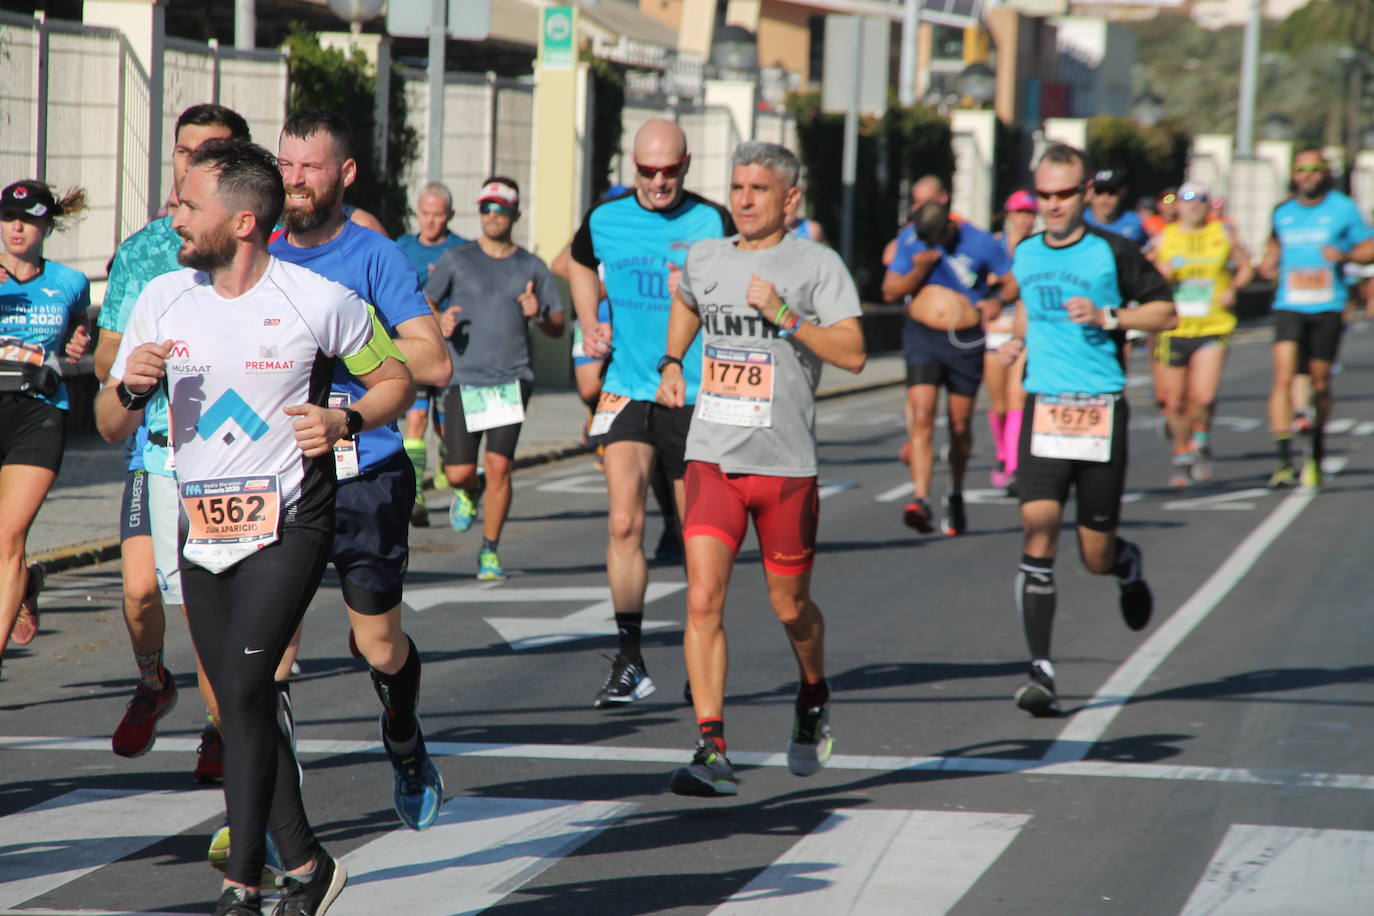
[[176, 222, 236, 273], [281, 180, 342, 234]]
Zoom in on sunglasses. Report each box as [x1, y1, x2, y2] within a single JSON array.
[[1180, 191, 1206, 202], [1034, 184, 1084, 201], [635, 159, 688, 180], [479, 201, 516, 215], [1160, 193, 1177, 204], [1293, 164, 1327, 174]]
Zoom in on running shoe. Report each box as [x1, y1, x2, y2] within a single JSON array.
[[208, 826, 285, 888], [669, 739, 738, 797], [112, 672, 178, 758], [476, 548, 505, 582], [593, 654, 656, 708], [1268, 463, 1298, 489], [990, 468, 1012, 490], [1014, 661, 1061, 717], [213, 885, 262, 916], [1189, 445, 1214, 483], [12, 563, 43, 645], [902, 498, 934, 534], [787, 704, 834, 777], [410, 496, 430, 528], [1301, 456, 1323, 489], [194, 724, 224, 784], [272, 851, 347, 916], [448, 489, 476, 532], [941, 492, 966, 536], [1115, 541, 1153, 632], [1169, 452, 1193, 488], [653, 527, 684, 564], [381, 714, 444, 831]]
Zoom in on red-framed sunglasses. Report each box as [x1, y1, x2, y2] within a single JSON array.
[[635, 158, 689, 180]]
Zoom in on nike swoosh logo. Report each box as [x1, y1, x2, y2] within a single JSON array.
[[243, 647, 266, 655]]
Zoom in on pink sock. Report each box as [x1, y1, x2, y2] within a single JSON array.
[[1004, 409, 1024, 476], [988, 412, 1006, 466]]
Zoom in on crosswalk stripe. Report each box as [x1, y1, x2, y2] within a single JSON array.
[[710, 809, 1029, 915], [1325, 417, 1356, 434], [0, 789, 224, 908], [1353, 420, 1374, 437], [874, 482, 913, 503], [1179, 825, 1374, 915], [330, 797, 635, 914]]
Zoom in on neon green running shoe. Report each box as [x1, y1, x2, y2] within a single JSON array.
[[477, 549, 505, 581]]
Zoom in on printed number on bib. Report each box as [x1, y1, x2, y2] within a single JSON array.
[[181, 475, 281, 574], [462, 382, 524, 433], [1174, 278, 1215, 318], [0, 338, 45, 367], [328, 392, 359, 480], [699, 345, 774, 427], [1031, 394, 1114, 463], [589, 391, 629, 437], [1286, 267, 1334, 305]]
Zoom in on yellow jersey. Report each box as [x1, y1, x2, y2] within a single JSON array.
[[1157, 221, 1236, 338]]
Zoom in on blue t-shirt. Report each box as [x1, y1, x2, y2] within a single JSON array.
[[100, 216, 182, 474], [0, 260, 89, 411], [1272, 191, 1374, 313], [270, 221, 430, 474], [1012, 226, 1172, 396], [1084, 209, 1148, 247], [396, 232, 465, 302], [888, 221, 1011, 303], [570, 191, 733, 403]]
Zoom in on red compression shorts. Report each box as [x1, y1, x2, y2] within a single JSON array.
[[683, 460, 819, 576]]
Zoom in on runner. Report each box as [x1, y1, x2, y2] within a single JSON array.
[[1083, 169, 1148, 247], [567, 118, 732, 708], [999, 143, 1176, 717], [985, 190, 1036, 491], [881, 175, 952, 273], [98, 137, 413, 916], [881, 200, 1017, 535], [94, 103, 249, 778], [426, 178, 563, 579], [1256, 149, 1374, 488], [0, 180, 91, 668], [1152, 183, 1253, 486], [272, 108, 451, 829], [395, 182, 464, 527], [656, 141, 865, 796]]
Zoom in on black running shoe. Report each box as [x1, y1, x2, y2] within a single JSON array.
[[787, 704, 834, 776], [410, 499, 430, 528], [593, 654, 656, 708], [213, 885, 262, 916], [1115, 541, 1153, 631], [669, 739, 738, 797], [1014, 662, 1060, 717], [903, 498, 935, 533], [272, 852, 347, 916], [941, 492, 966, 536]]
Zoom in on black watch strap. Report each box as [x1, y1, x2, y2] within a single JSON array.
[[342, 408, 364, 439], [657, 355, 683, 374], [116, 381, 154, 411]]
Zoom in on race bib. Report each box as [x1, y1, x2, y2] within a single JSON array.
[[1031, 394, 1115, 463], [1286, 267, 1334, 305], [328, 392, 359, 480], [461, 382, 524, 433], [698, 344, 774, 428], [1174, 278, 1214, 318], [589, 390, 629, 437], [0, 338, 45, 366], [181, 475, 281, 574]]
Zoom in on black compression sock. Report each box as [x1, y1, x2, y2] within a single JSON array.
[[1017, 555, 1056, 661], [1110, 538, 1141, 584], [481, 537, 499, 553], [1312, 428, 1325, 465], [796, 678, 830, 711], [1276, 434, 1293, 465], [371, 635, 421, 745], [615, 613, 643, 659]]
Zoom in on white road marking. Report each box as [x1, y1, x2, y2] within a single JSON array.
[[710, 810, 1029, 915], [1324, 417, 1356, 434], [1353, 420, 1374, 437], [1045, 456, 1349, 764], [534, 472, 607, 494], [1179, 825, 1374, 915], [1163, 488, 1270, 511], [330, 797, 635, 915], [0, 789, 225, 908], [817, 480, 859, 500], [874, 482, 914, 503]]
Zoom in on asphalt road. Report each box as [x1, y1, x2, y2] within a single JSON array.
[[4, 323, 1374, 915]]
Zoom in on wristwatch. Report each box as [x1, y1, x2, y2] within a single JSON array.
[[342, 408, 364, 440], [1100, 307, 1120, 331], [656, 355, 683, 374], [116, 381, 154, 411]]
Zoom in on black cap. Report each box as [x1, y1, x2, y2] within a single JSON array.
[[0, 181, 57, 218], [1092, 170, 1125, 194]]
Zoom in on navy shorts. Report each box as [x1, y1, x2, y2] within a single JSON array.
[[902, 320, 985, 397], [331, 450, 412, 614]]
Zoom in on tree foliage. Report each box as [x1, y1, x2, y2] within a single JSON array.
[[283, 26, 418, 236], [1276, 0, 1374, 56], [1086, 116, 1191, 199], [582, 52, 626, 203]]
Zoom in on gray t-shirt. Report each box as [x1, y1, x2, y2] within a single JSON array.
[[425, 241, 563, 387], [678, 234, 862, 476]]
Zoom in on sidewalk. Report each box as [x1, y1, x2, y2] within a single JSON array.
[[30, 353, 907, 570]]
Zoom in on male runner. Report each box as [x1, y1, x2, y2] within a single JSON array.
[[396, 182, 464, 527], [657, 141, 865, 796], [881, 200, 1016, 534], [1083, 169, 1148, 248], [272, 108, 451, 828], [1257, 149, 1374, 488], [95, 103, 250, 779], [998, 144, 1176, 717], [426, 177, 564, 579], [99, 137, 413, 916], [567, 118, 732, 708]]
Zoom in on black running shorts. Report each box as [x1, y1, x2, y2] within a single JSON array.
[[1274, 309, 1343, 365], [1016, 393, 1129, 532], [603, 398, 693, 479], [0, 392, 65, 473]]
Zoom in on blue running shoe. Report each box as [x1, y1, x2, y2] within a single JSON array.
[[476, 549, 505, 581], [448, 489, 476, 532], [380, 713, 443, 830]]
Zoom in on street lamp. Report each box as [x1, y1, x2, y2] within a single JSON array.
[[328, 0, 385, 27], [957, 62, 996, 109], [1132, 90, 1164, 128]]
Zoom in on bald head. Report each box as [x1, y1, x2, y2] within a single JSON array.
[[911, 175, 949, 209], [634, 119, 688, 162], [632, 118, 691, 212]]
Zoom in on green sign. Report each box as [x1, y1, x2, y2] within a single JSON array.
[[540, 6, 575, 71]]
